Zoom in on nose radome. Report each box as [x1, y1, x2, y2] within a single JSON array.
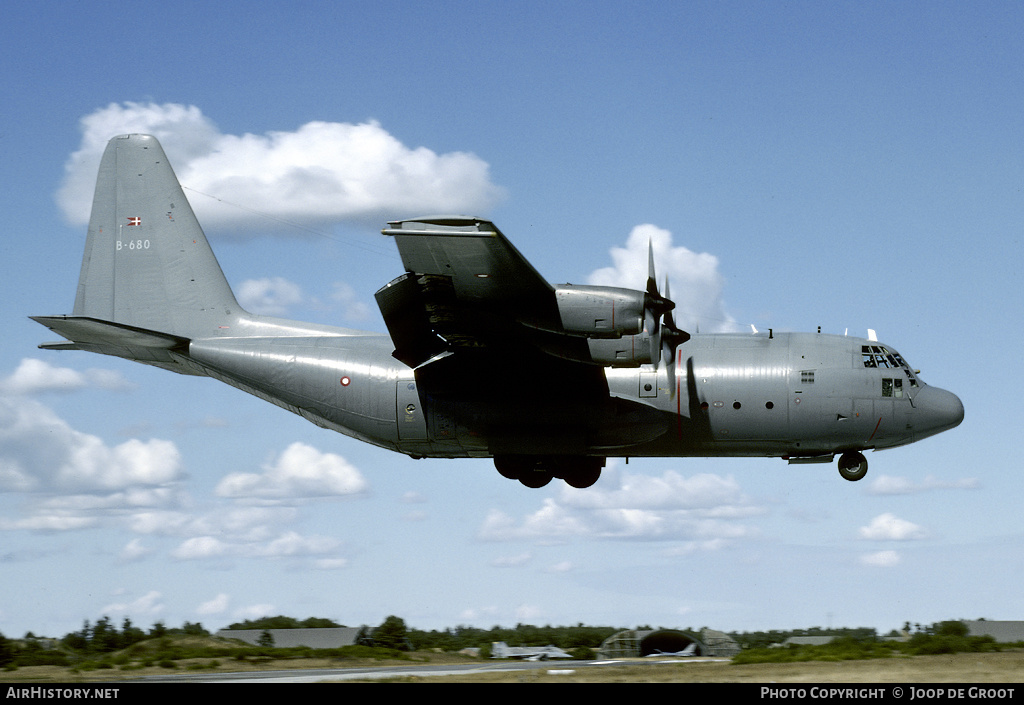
[[915, 385, 964, 437]]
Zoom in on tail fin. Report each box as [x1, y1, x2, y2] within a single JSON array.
[[71, 133, 240, 337]]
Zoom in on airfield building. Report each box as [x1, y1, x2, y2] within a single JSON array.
[[216, 627, 365, 648], [961, 621, 1024, 643], [597, 628, 740, 659]]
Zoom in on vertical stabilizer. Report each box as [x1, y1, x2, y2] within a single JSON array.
[[72, 134, 240, 338]]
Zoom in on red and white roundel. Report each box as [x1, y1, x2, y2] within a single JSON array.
[[340, 376, 351, 386]]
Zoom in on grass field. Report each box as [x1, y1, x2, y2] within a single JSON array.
[[421, 652, 1024, 683], [2, 650, 1022, 683]]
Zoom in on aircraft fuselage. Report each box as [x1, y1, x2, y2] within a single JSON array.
[[183, 323, 962, 466]]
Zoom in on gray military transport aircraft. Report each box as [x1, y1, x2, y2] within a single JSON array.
[[32, 134, 964, 489]]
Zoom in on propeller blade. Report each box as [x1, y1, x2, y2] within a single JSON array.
[[647, 240, 659, 296], [659, 278, 692, 397], [644, 239, 674, 317], [643, 240, 689, 378], [646, 307, 662, 370], [663, 277, 675, 393]]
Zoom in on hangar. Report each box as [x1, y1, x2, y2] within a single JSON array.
[[216, 627, 366, 648], [597, 628, 740, 658], [962, 621, 1024, 643]]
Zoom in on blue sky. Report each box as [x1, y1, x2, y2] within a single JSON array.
[[1, 1, 1021, 640]]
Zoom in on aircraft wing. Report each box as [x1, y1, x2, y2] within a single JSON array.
[[376, 216, 583, 368]]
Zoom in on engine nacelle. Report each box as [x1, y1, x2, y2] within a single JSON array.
[[553, 285, 645, 338], [533, 332, 655, 368], [586, 334, 654, 367]]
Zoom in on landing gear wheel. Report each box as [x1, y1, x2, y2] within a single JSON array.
[[561, 458, 604, 489], [838, 451, 868, 481], [519, 471, 553, 488], [494, 457, 523, 481], [494, 456, 553, 488], [493, 456, 605, 488], [564, 468, 601, 489]]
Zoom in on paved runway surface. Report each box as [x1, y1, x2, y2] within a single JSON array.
[[144, 658, 729, 683]]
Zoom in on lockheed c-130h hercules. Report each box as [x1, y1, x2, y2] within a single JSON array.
[[32, 134, 964, 489]]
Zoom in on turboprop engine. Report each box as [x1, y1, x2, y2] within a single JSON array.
[[553, 285, 646, 338], [544, 261, 690, 369]]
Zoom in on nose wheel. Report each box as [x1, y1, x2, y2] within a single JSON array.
[[838, 451, 868, 481]]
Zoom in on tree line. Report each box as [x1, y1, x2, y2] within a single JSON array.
[[0, 615, 1008, 669]]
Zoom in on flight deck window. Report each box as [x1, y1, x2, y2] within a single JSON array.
[[892, 352, 920, 387], [862, 346, 891, 368], [882, 378, 904, 398], [863, 345, 919, 387]]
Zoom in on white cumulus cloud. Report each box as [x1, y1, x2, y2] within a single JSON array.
[[0, 396, 184, 495], [119, 538, 153, 563], [868, 474, 981, 495], [172, 535, 230, 560], [0, 358, 133, 396], [858, 513, 928, 541], [101, 590, 165, 618], [588, 224, 737, 333], [215, 441, 368, 500], [259, 530, 340, 558], [58, 102, 505, 231], [860, 550, 902, 567], [237, 277, 305, 316], [479, 469, 762, 543], [197, 593, 230, 616]]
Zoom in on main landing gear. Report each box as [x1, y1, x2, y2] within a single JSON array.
[[838, 451, 869, 482], [494, 456, 605, 489]]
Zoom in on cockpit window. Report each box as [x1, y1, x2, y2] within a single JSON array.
[[882, 377, 904, 398], [862, 345, 888, 368], [862, 345, 919, 387]]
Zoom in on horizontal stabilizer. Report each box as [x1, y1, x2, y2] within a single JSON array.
[[29, 315, 203, 375]]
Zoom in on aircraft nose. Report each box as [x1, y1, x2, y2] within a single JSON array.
[[914, 385, 964, 438]]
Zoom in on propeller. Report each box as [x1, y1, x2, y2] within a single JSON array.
[[643, 241, 690, 384], [660, 279, 691, 396]]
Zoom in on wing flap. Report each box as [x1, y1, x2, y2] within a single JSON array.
[[374, 273, 448, 368]]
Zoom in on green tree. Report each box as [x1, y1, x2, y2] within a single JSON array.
[[299, 617, 342, 629], [373, 615, 409, 650], [91, 616, 119, 652], [181, 621, 208, 636], [121, 617, 146, 648], [257, 629, 275, 647], [935, 620, 968, 637], [63, 621, 90, 651], [0, 631, 15, 667]]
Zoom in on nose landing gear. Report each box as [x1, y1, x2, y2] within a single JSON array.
[[838, 451, 868, 481]]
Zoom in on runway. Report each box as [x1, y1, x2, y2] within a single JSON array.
[[143, 658, 730, 683]]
